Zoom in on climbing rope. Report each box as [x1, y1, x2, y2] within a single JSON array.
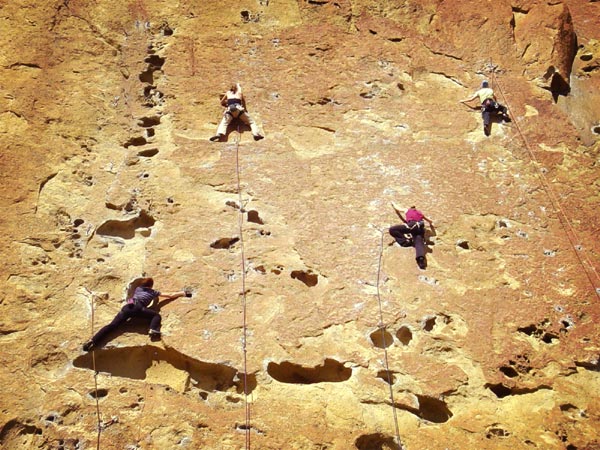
[[234, 124, 252, 449], [84, 288, 103, 449], [374, 228, 404, 450], [489, 69, 600, 301]]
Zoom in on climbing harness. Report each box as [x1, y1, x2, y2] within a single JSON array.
[[226, 99, 245, 119], [374, 227, 405, 450], [84, 288, 103, 450], [234, 124, 252, 450], [489, 68, 600, 301]]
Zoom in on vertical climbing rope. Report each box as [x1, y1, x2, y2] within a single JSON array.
[[234, 125, 251, 450], [489, 69, 600, 301], [375, 228, 404, 450], [85, 288, 103, 449]]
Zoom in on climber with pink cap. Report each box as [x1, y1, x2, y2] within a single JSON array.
[[389, 203, 434, 270]]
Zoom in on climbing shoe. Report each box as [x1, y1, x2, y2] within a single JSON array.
[[399, 238, 414, 248], [209, 134, 223, 142], [483, 123, 491, 136], [253, 134, 264, 141], [416, 256, 426, 270], [82, 340, 94, 352], [149, 329, 161, 337]]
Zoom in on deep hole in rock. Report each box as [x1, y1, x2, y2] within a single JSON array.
[[0, 420, 43, 444], [582, 64, 600, 73], [138, 116, 161, 127], [247, 210, 264, 224], [73, 346, 245, 393], [143, 85, 155, 97], [376, 370, 396, 385], [146, 128, 155, 138], [592, 125, 600, 135], [485, 384, 552, 398], [123, 136, 147, 148], [396, 326, 413, 345], [560, 403, 578, 412], [45, 413, 59, 423], [486, 383, 512, 398], [137, 148, 159, 157], [422, 316, 436, 331], [486, 427, 510, 439], [235, 373, 258, 395], [139, 69, 154, 84], [542, 332, 559, 344], [145, 55, 165, 69], [517, 324, 538, 336], [210, 237, 240, 249], [456, 239, 470, 249], [580, 53, 593, 61], [355, 433, 401, 450], [415, 395, 453, 423], [290, 270, 318, 287], [267, 358, 351, 384], [73, 219, 84, 227], [549, 72, 570, 101], [574, 360, 600, 371], [89, 388, 108, 399], [500, 366, 519, 378], [96, 211, 155, 240], [369, 329, 393, 349]]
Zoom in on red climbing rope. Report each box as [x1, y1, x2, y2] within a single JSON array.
[[85, 288, 103, 449], [490, 69, 600, 301], [375, 228, 404, 450], [234, 125, 252, 449]]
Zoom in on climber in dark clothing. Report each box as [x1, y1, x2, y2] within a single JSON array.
[[82, 277, 191, 351], [389, 203, 434, 270], [459, 80, 510, 136]]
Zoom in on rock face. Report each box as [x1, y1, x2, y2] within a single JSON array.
[[513, 1, 578, 96], [1, 1, 599, 449]]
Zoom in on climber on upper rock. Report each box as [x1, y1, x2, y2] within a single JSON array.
[[209, 82, 264, 142], [389, 203, 434, 270], [82, 277, 192, 352], [459, 80, 510, 136]]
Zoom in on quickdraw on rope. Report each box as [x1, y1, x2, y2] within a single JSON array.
[[374, 228, 404, 450], [84, 288, 103, 449], [489, 68, 600, 301], [234, 124, 252, 449]]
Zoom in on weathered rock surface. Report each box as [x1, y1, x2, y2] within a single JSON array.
[[1, 0, 599, 449]]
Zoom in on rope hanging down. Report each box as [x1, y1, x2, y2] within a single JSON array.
[[84, 288, 103, 450], [234, 125, 252, 450], [490, 69, 600, 301], [374, 228, 404, 450]]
